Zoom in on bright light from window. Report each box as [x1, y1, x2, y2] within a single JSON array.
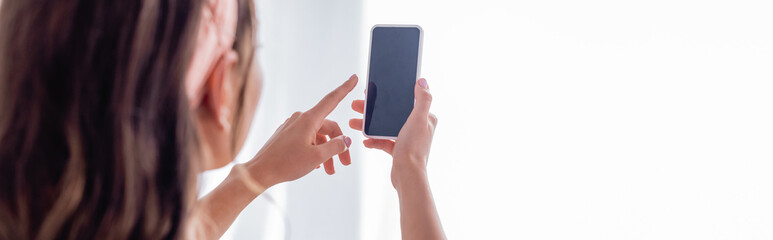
[[363, 0, 773, 239]]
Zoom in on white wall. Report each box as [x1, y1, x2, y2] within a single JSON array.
[[364, 0, 773, 239]]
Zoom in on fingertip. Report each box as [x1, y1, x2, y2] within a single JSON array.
[[324, 160, 335, 175], [429, 113, 439, 125], [345, 75, 358, 92], [349, 118, 363, 130], [414, 79, 432, 101], [341, 152, 352, 166], [348, 74, 359, 86], [418, 78, 428, 89], [412, 79, 433, 115], [361, 138, 395, 155], [330, 135, 349, 153], [362, 138, 380, 148], [351, 100, 365, 114]]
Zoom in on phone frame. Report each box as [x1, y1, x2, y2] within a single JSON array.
[[362, 24, 424, 140]]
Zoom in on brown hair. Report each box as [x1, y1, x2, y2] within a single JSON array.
[[0, 0, 203, 239]]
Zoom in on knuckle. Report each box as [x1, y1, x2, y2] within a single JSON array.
[[330, 121, 342, 131], [416, 90, 432, 103], [424, 92, 433, 103], [324, 90, 339, 102], [291, 111, 303, 118], [336, 139, 347, 151], [312, 149, 325, 160]]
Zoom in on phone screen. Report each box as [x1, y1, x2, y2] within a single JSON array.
[[364, 26, 422, 138]]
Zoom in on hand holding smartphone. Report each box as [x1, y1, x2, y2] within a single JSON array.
[[363, 25, 424, 139], [353, 25, 445, 239]]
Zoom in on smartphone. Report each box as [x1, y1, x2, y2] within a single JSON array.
[[363, 25, 424, 139]]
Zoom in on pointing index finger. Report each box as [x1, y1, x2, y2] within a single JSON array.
[[306, 74, 359, 120]]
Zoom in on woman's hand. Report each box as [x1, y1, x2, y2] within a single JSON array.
[[350, 78, 445, 239], [244, 75, 358, 188], [349, 78, 437, 190]]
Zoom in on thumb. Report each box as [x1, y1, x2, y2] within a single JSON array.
[[411, 78, 432, 117], [316, 135, 352, 163]]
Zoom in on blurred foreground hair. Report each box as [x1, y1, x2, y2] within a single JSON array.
[[0, 0, 202, 239]]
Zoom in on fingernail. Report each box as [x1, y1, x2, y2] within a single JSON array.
[[344, 136, 352, 148], [418, 78, 428, 89], [351, 74, 357, 79]]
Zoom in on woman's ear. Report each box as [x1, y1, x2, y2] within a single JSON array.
[[193, 49, 239, 171], [204, 49, 239, 132]]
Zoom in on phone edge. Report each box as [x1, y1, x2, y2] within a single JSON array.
[[362, 24, 423, 141]]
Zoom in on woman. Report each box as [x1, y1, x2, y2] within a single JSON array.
[[0, 0, 444, 239]]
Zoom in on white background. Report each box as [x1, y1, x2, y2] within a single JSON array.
[[200, 0, 773, 239]]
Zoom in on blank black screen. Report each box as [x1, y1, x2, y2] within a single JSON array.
[[365, 26, 421, 137]]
